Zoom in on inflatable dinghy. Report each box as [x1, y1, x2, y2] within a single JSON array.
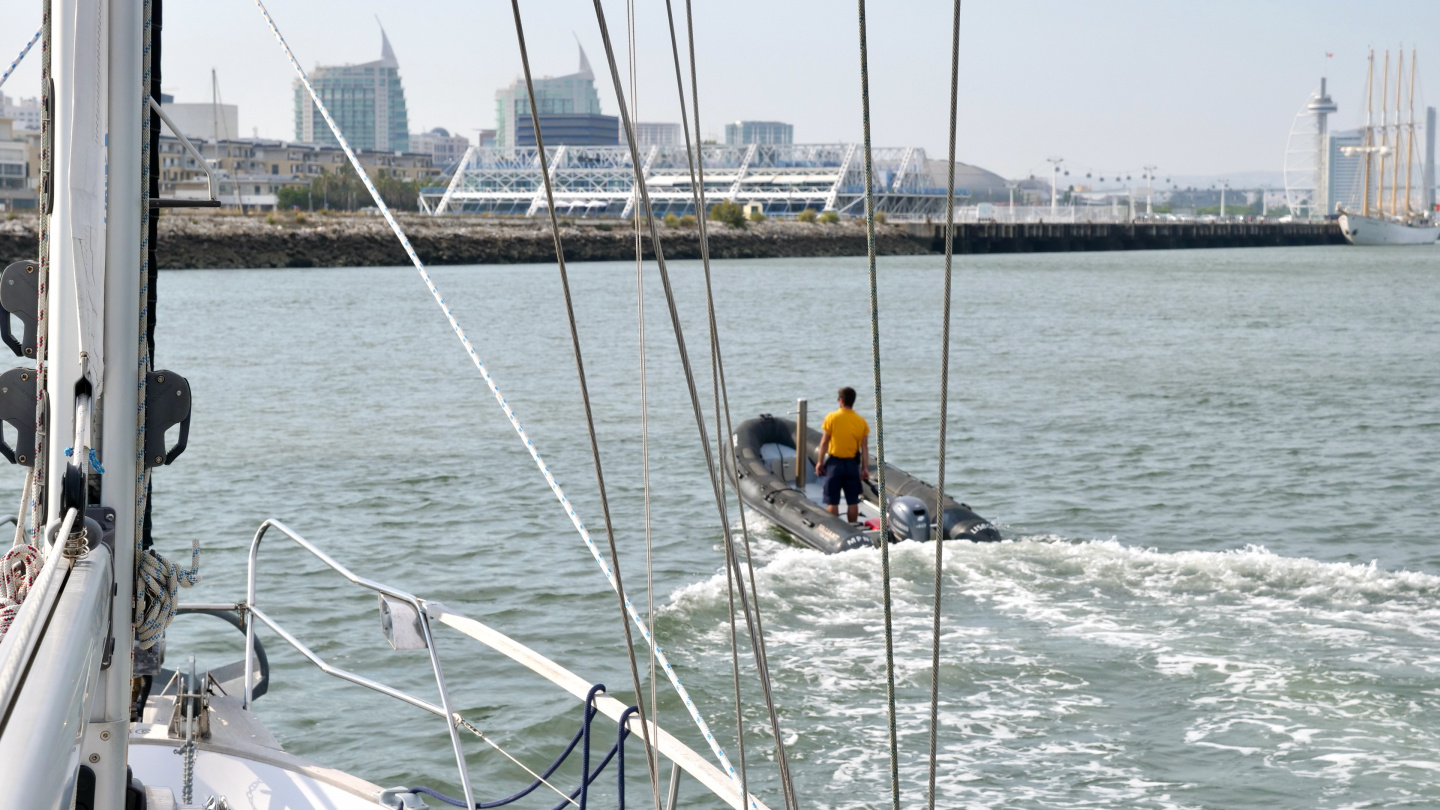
[[732, 412, 1001, 554]]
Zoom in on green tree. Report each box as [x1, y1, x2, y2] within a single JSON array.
[[819, 210, 840, 224], [797, 208, 818, 223], [709, 199, 747, 228]]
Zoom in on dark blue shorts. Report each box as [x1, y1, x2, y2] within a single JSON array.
[[823, 456, 861, 506]]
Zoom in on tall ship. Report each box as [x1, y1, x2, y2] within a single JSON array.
[[1337, 48, 1440, 245]]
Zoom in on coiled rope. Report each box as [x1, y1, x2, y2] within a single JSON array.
[[928, 2, 963, 807], [0, 543, 43, 636], [659, 1, 797, 806], [506, 3, 661, 806], [0, 28, 40, 92], [251, 0, 741, 794], [855, 1, 901, 807]]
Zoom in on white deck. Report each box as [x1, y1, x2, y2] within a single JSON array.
[[129, 694, 383, 810]]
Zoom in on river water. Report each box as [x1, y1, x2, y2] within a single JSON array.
[[24, 244, 1439, 809]]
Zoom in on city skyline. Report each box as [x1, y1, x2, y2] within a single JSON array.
[[2, 0, 1438, 179]]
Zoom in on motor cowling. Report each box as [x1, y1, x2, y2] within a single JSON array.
[[888, 496, 931, 542]]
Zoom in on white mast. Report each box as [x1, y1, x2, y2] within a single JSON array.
[[95, 0, 145, 805], [1363, 50, 1374, 217], [0, 2, 144, 808], [1404, 49, 1417, 217], [1392, 50, 1403, 215], [1378, 50, 1390, 217]]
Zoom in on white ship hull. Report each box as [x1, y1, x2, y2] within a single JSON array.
[[1338, 213, 1440, 245]]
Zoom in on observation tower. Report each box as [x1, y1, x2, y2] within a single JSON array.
[[1285, 77, 1337, 218]]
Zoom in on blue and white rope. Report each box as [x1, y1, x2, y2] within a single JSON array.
[[0, 28, 40, 92], [250, 0, 742, 791]]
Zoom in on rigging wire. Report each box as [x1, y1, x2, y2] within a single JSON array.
[[0, 28, 40, 92], [659, 1, 797, 806], [620, 3, 664, 799], [618, 2, 665, 805], [855, 1, 901, 807], [591, 0, 801, 805], [506, 4, 662, 807], [928, 1, 963, 807], [650, 9, 753, 800], [251, 0, 739, 793]]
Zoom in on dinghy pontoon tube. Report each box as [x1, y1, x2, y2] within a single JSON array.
[[732, 414, 1001, 554]]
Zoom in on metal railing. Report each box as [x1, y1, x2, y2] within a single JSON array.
[[237, 518, 767, 810], [243, 518, 475, 808]]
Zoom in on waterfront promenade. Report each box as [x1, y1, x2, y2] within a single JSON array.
[[907, 220, 1345, 253]]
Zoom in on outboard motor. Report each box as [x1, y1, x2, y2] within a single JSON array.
[[888, 496, 931, 542]]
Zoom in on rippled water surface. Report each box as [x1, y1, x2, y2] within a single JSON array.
[[32, 244, 1440, 809]]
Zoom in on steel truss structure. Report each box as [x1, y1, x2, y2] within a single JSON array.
[[419, 143, 950, 219]]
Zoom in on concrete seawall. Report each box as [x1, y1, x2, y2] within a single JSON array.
[[1, 213, 931, 269], [1, 213, 1344, 269]]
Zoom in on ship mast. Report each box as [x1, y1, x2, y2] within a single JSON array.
[[1363, 50, 1374, 217], [1379, 50, 1390, 217], [1405, 48, 1418, 217], [1392, 50, 1403, 216]]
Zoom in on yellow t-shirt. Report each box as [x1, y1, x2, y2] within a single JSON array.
[[822, 408, 869, 459]]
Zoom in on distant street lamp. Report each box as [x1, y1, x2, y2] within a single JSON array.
[[1142, 165, 1158, 217], [1047, 157, 1064, 218]]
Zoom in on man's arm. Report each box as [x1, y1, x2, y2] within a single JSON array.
[[815, 430, 831, 475], [860, 435, 870, 480]]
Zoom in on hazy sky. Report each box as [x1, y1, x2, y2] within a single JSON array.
[[3, 0, 1438, 180]]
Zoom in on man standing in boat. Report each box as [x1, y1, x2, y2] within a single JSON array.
[[816, 386, 870, 524]]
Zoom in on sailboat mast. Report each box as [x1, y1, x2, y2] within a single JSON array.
[[1405, 48, 1418, 216], [1379, 50, 1390, 216], [1392, 50, 1403, 215], [1363, 50, 1374, 217]]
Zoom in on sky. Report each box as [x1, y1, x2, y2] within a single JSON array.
[[2, 0, 1439, 181]]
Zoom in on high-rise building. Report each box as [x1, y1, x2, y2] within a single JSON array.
[[634, 122, 681, 148], [1327, 128, 1366, 215], [0, 93, 41, 132], [295, 28, 409, 152], [0, 117, 38, 211], [495, 44, 616, 147], [724, 120, 792, 146], [410, 127, 470, 169]]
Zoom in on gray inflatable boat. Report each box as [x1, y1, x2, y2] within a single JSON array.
[[731, 413, 1001, 554]]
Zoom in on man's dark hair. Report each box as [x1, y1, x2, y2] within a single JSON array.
[[838, 386, 856, 408]]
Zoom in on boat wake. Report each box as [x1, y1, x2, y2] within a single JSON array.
[[659, 521, 1440, 809]]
